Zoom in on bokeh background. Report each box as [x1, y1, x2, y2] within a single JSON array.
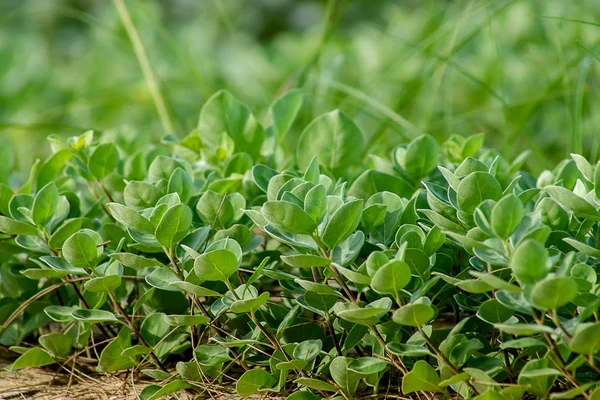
[[1, 0, 600, 178]]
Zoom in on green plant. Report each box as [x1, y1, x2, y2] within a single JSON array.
[[2, 90, 600, 399]]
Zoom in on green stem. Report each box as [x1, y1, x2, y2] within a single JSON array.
[[112, 0, 175, 134]]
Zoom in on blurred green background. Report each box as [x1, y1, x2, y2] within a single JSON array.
[[1, 0, 600, 178]]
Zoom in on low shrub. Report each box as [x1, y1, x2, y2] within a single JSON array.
[[1, 90, 600, 399]]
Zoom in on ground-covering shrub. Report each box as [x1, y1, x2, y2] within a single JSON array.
[[2, 90, 600, 399]]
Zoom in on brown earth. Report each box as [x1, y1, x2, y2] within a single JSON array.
[[0, 360, 258, 400]]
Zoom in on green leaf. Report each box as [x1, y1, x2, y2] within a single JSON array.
[[469, 272, 520, 293], [236, 369, 277, 397], [450, 339, 484, 367], [42, 256, 88, 275], [348, 169, 415, 200], [303, 291, 338, 313], [145, 268, 182, 292], [0, 183, 13, 216], [500, 338, 546, 349], [563, 238, 600, 258], [418, 209, 466, 234], [595, 162, 600, 199], [294, 378, 338, 392], [98, 327, 135, 372], [0, 216, 37, 235], [281, 254, 331, 268], [39, 333, 72, 358], [71, 309, 119, 323], [169, 281, 222, 297], [296, 110, 364, 171], [402, 360, 443, 394], [48, 218, 95, 249], [392, 300, 434, 327], [477, 299, 514, 324], [531, 276, 578, 309], [89, 143, 119, 179], [491, 194, 524, 239], [196, 190, 234, 227], [457, 172, 502, 213], [5, 347, 56, 371], [462, 133, 486, 158], [347, 357, 388, 374], [335, 305, 388, 322], [423, 225, 446, 256], [322, 199, 363, 249], [37, 149, 73, 189], [124, 181, 162, 210], [330, 356, 364, 397], [147, 380, 191, 400], [121, 345, 151, 358], [292, 339, 322, 362], [106, 203, 154, 233], [493, 323, 553, 336], [194, 344, 232, 366], [84, 275, 121, 293], [198, 90, 264, 159], [44, 305, 78, 322], [32, 182, 59, 228], [546, 185, 600, 220], [140, 313, 181, 360], [550, 383, 597, 399], [109, 252, 164, 268], [403, 134, 439, 179], [262, 201, 316, 235], [163, 314, 211, 326], [371, 260, 412, 295], [194, 249, 238, 282], [510, 239, 549, 285], [148, 156, 185, 183], [517, 359, 558, 398], [155, 204, 192, 249], [570, 322, 600, 355], [304, 184, 327, 222], [252, 165, 279, 193], [230, 292, 270, 313], [140, 369, 171, 381], [387, 342, 434, 357], [62, 231, 100, 269], [285, 391, 320, 400], [167, 168, 193, 203], [271, 89, 303, 138], [295, 278, 341, 296], [334, 263, 371, 284]]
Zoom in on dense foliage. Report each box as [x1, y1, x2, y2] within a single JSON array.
[[2, 90, 600, 399]]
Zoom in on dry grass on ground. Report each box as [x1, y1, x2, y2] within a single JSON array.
[[0, 360, 266, 400]]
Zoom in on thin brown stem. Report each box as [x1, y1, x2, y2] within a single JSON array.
[[418, 325, 480, 396], [326, 313, 343, 357], [108, 292, 168, 372]]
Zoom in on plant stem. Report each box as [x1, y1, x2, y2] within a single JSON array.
[[317, 241, 409, 375], [112, 0, 175, 135], [532, 309, 586, 395], [95, 177, 114, 203], [326, 313, 343, 357], [417, 325, 480, 396], [225, 280, 292, 364], [107, 291, 168, 372]]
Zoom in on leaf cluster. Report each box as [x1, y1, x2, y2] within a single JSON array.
[[2, 91, 600, 399]]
